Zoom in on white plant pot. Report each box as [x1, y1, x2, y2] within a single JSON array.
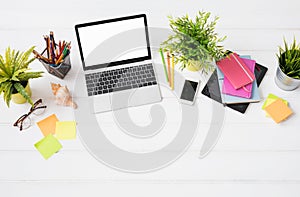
[[275, 66, 300, 91]]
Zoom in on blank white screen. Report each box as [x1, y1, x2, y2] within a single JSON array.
[[77, 17, 149, 67]]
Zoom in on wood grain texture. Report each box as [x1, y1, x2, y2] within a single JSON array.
[[0, 0, 300, 196]]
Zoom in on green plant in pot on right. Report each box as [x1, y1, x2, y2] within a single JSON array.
[[0, 47, 43, 107], [275, 38, 300, 90]]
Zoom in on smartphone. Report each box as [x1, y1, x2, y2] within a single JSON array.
[[180, 79, 200, 105]]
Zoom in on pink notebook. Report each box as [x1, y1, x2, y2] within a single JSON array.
[[217, 53, 255, 89], [222, 58, 256, 98]]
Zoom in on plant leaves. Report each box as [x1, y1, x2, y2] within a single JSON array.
[[17, 71, 43, 81], [278, 38, 300, 79], [13, 82, 33, 106], [0, 46, 42, 106], [161, 11, 226, 72], [0, 77, 9, 83], [2, 82, 13, 107], [18, 46, 35, 70]]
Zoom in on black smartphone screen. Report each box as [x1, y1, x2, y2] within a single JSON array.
[[180, 80, 199, 102]]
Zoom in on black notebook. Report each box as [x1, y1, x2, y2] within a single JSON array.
[[201, 63, 268, 114]]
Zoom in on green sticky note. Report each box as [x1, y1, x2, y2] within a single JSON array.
[[55, 121, 76, 140], [262, 93, 288, 109], [34, 134, 62, 160]]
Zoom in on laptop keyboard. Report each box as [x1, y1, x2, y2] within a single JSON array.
[[85, 63, 158, 96]]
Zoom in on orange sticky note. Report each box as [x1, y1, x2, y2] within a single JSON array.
[[264, 99, 293, 123], [262, 93, 288, 117], [37, 114, 59, 136]]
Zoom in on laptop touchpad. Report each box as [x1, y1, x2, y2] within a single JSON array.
[[90, 96, 111, 113], [110, 90, 133, 110]]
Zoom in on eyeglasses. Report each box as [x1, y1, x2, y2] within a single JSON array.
[[13, 99, 47, 131]]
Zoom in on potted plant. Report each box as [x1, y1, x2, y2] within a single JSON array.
[[275, 38, 300, 90], [161, 11, 226, 73], [0, 46, 43, 106]]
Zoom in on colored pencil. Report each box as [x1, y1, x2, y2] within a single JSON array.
[[50, 31, 56, 49], [55, 45, 66, 65], [55, 42, 70, 65], [159, 49, 169, 82], [44, 35, 50, 59], [50, 42, 56, 64], [167, 52, 171, 87], [37, 31, 71, 65], [171, 54, 175, 90], [55, 48, 59, 59], [33, 50, 51, 63], [58, 41, 62, 53]]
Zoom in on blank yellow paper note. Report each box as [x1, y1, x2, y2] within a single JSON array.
[[34, 134, 62, 160], [37, 114, 59, 136], [55, 121, 76, 140]]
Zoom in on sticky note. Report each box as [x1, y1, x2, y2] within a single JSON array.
[[55, 121, 76, 140], [264, 99, 293, 123], [262, 94, 288, 117], [34, 134, 62, 159], [37, 114, 59, 136], [262, 93, 288, 109]]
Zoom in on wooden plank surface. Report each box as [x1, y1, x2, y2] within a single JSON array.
[[0, 0, 300, 196]]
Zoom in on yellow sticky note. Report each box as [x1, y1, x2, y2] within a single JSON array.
[[34, 134, 62, 160], [264, 99, 293, 123], [37, 114, 59, 136], [55, 121, 76, 140]]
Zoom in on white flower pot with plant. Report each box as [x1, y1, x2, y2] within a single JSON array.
[[275, 38, 300, 91]]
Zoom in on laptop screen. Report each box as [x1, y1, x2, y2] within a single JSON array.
[[75, 14, 151, 70]]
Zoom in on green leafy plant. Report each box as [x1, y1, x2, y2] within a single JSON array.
[[161, 11, 226, 72], [0, 46, 43, 107], [277, 38, 300, 79]]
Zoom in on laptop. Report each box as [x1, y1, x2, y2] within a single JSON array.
[[75, 14, 162, 113]]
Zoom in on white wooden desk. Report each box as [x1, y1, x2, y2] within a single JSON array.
[[1, 0, 300, 196]]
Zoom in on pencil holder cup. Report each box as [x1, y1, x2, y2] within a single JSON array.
[[39, 53, 71, 79]]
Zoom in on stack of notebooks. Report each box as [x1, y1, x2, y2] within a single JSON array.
[[202, 52, 268, 114]]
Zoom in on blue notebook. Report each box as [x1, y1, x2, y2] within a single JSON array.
[[217, 67, 260, 104]]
